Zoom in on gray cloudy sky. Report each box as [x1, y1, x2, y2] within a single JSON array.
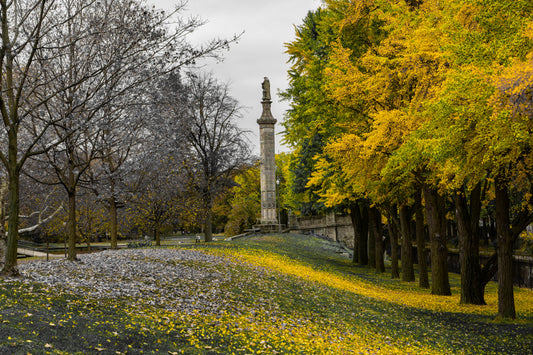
[[151, 0, 322, 154]]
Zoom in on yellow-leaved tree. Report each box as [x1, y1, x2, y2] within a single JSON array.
[[224, 163, 261, 237], [285, 0, 533, 318], [323, 0, 449, 286]]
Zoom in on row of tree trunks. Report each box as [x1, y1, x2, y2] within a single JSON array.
[[345, 179, 531, 319], [455, 174, 533, 317], [347, 186, 486, 300], [350, 198, 429, 282], [345, 179, 529, 319]]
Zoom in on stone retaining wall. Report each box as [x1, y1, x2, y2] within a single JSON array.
[[292, 213, 355, 249]]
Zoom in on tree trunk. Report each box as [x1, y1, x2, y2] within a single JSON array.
[[415, 187, 429, 289], [455, 184, 485, 305], [423, 184, 451, 296], [0, 178, 7, 270], [0, 216, 6, 270], [494, 176, 516, 319], [67, 190, 77, 261], [370, 207, 384, 273], [350, 201, 369, 265], [204, 206, 213, 242], [109, 198, 118, 249], [155, 223, 161, 246], [5, 182, 19, 274], [476, 179, 533, 305], [0, 227, 6, 269], [388, 205, 400, 279], [400, 204, 415, 282], [349, 203, 360, 264], [488, 217, 496, 244], [86, 234, 92, 252], [368, 211, 376, 269], [2, 142, 21, 276], [359, 203, 369, 266]]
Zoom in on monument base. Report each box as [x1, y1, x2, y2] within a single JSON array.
[[253, 223, 286, 233]]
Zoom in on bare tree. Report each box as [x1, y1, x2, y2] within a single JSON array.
[[73, 0, 237, 254], [0, 0, 99, 275], [15, 0, 236, 262], [118, 71, 190, 245], [128, 153, 185, 246], [179, 72, 252, 242]]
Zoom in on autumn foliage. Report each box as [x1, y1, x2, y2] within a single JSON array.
[[282, 0, 533, 319]]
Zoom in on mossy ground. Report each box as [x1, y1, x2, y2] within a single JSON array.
[[1, 233, 532, 354]]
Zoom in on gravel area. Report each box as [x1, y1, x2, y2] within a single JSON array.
[[9, 248, 232, 313]]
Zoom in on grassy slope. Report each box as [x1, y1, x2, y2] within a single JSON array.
[[0, 233, 532, 354]]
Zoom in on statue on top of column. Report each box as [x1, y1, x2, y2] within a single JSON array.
[[262, 77, 271, 101]]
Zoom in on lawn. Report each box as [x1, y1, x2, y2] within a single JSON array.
[[1, 233, 532, 354]]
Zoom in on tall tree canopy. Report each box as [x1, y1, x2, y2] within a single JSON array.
[[283, 0, 533, 319]]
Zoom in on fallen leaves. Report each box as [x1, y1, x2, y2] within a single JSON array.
[[0, 234, 531, 354]]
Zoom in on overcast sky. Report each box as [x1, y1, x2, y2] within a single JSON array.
[[151, 0, 322, 154]]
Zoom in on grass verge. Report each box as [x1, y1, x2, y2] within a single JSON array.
[[1, 233, 532, 354]]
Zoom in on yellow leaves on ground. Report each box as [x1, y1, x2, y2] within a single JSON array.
[[213, 247, 533, 319], [525, 21, 533, 40], [2, 235, 532, 354]]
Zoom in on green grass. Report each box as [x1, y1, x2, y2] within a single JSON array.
[[1, 233, 532, 354]]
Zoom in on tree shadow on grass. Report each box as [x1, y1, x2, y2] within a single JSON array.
[[228, 233, 533, 354]]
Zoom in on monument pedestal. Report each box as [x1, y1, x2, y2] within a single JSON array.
[[253, 223, 286, 233]]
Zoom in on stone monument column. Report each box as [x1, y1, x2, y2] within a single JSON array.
[[257, 77, 277, 225]]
